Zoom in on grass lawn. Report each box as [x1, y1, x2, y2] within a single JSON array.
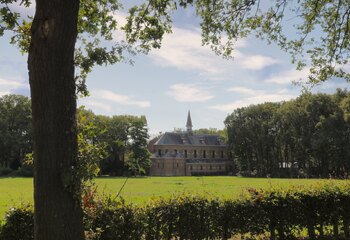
[[0, 176, 346, 219]]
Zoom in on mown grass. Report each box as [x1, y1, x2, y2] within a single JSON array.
[[0, 176, 347, 219]]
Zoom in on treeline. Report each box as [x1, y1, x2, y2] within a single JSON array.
[[0, 94, 151, 176], [225, 89, 350, 178]]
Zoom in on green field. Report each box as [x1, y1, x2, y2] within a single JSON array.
[[0, 176, 346, 219]]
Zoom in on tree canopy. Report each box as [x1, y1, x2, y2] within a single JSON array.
[[225, 89, 350, 178], [0, 94, 31, 171]]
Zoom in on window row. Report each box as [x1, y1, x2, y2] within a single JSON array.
[[189, 165, 223, 171], [157, 149, 225, 159]]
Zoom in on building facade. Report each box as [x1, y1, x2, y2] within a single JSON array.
[[149, 111, 233, 176]]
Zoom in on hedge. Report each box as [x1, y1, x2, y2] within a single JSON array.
[[1, 182, 350, 239]]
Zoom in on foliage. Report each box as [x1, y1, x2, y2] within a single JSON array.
[[0, 205, 33, 240], [14, 153, 33, 177], [193, 128, 227, 142], [85, 198, 145, 240], [0, 167, 12, 176], [64, 108, 108, 199], [125, 116, 151, 176], [77, 108, 152, 176], [3, 182, 350, 239], [0, 95, 32, 171], [225, 90, 350, 178]]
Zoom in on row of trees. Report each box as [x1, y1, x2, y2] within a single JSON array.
[[0, 94, 151, 176], [225, 89, 350, 178]]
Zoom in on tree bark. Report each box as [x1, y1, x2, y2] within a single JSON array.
[[28, 0, 84, 239]]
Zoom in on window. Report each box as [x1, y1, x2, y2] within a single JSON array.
[[157, 163, 159, 168], [212, 151, 215, 158], [174, 149, 178, 154], [221, 151, 224, 158], [194, 150, 197, 158], [209, 165, 212, 170], [190, 165, 193, 170], [176, 163, 179, 168], [158, 149, 161, 156], [200, 165, 203, 170], [184, 150, 187, 158], [203, 150, 206, 158]]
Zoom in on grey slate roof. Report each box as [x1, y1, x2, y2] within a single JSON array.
[[154, 132, 225, 146]]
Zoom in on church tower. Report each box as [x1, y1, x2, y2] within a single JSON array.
[[186, 110, 193, 133]]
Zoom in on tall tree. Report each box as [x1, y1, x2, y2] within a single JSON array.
[[125, 116, 151, 176], [28, 1, 84, 239]]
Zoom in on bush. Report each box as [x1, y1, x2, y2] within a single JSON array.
[[0, 167, 13, 176], [13, 167, 33, 177], [86, 198, 144, 240], [0, 205, 34, 240]]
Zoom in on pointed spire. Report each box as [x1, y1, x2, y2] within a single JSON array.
[[186, 110, 193, 133]]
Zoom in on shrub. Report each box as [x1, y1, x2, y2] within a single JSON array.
[[0, 205, 34, 240], [85, 198, 144, 240], [0, 167, 12, 176]]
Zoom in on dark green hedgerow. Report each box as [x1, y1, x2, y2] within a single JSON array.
[[2, 182, 350, 240]]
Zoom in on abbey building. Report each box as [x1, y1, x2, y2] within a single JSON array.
[[149, 111, 233, 176]]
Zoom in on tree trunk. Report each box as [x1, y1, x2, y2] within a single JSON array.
[[28, 0, 84, 240]]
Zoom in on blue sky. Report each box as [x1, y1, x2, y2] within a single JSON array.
[[0, 1, 349, 136]]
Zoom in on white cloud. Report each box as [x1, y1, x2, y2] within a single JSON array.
[[150, 27, 225, 74], [93, 90, 151, 108], [148, 27, 277, 76], [210, 91, 297, 112], [79, 99, 112, 112], [0, 78, 25, 88], [166, 84, 214, 102], [265, 68, 309, 85], [227, 87, 257, 95], [111, 12, 128, 42], [240, 55, 279, 70], [0, 91, 10, 97], [0, 78, 27, 96]]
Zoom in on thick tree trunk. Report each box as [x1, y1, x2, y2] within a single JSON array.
[[28, 0, 84, 240]]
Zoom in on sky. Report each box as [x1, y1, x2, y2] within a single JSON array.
[[0, 1, 349, 136]]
